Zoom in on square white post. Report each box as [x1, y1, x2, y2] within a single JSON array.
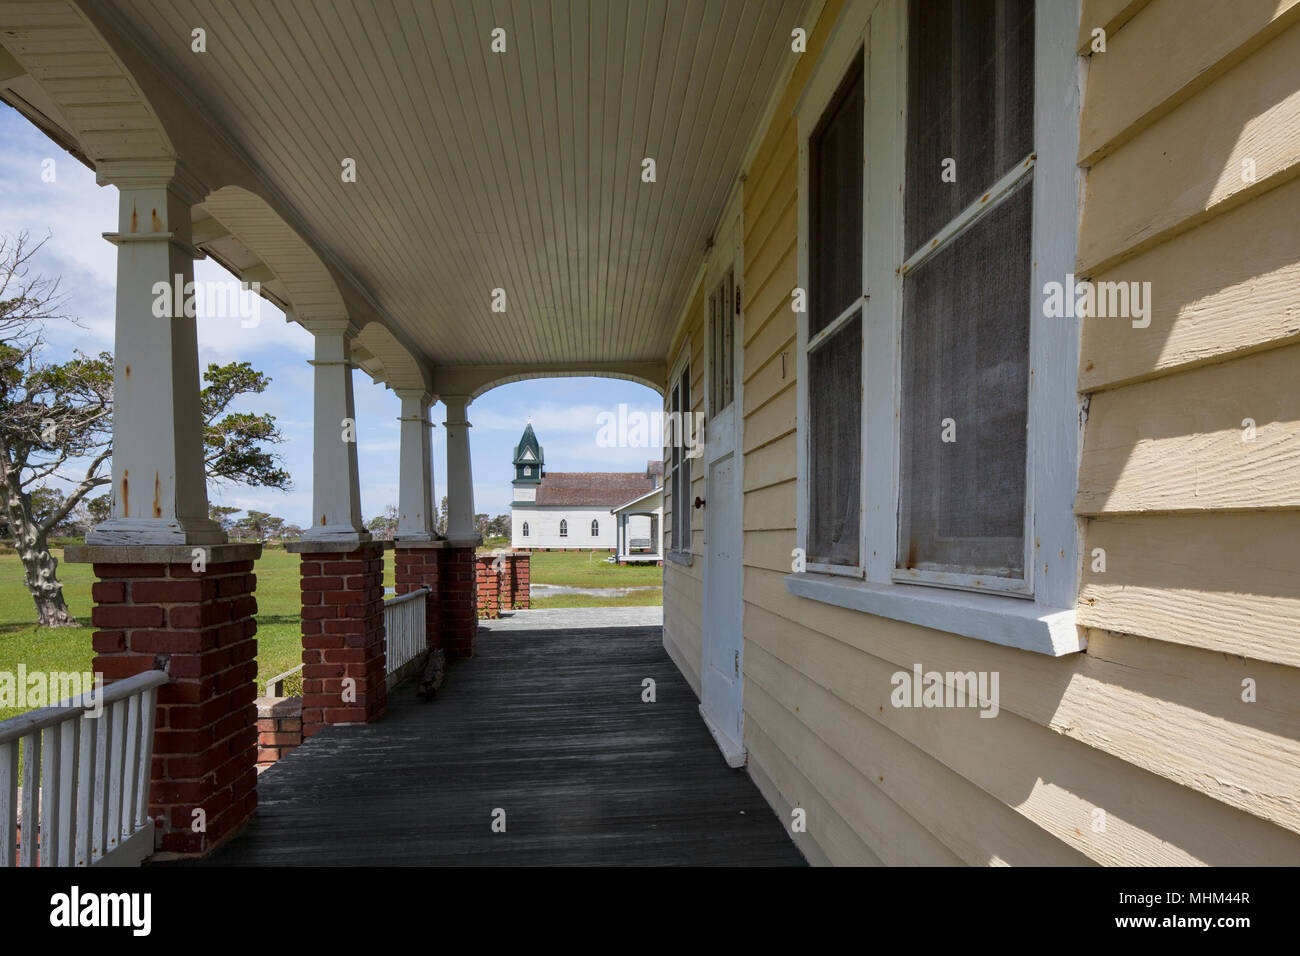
[[441, 394, 478, 546], [301, 319, 369, 544], [395, 389, 435, 540], [88, 160, 224, 545]]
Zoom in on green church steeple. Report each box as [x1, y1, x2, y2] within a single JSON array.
[[513, 422, 544, 484]]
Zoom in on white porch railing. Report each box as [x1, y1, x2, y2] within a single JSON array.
[[0, 669, 168, 867], [384, 587, 429, 684]]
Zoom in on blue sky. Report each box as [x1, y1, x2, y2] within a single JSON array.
[[0, 105, 662, 526]]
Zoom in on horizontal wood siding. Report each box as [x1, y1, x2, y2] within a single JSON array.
[[663, 284, 707, 696], [655, 0, 1300, 865]]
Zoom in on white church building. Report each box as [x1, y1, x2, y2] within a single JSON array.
[[509, 423, 662, 558]]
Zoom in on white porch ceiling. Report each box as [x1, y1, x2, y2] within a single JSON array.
[[96, 0, 807, 373]]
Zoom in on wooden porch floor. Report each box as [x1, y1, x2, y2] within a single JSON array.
[[187, 621, 804, 866]]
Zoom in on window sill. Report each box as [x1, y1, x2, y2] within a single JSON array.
[[666, 551, 694, 567], [783, 573, 1084, 657]]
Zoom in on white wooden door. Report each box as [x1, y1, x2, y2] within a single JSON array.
[[700, 197, 745, 767]]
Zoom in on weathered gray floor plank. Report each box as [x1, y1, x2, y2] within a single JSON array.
[[187, 625, 804, 866]]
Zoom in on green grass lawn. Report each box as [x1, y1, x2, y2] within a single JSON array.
[[0, 546, 656, 722], [526, 550, 662, 588]]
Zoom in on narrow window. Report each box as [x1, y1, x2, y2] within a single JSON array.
[[591, 519, 599, 536], [559, 519, 568, 538], [709, 268, 735, 415], [666, 357, 693, 557], [806, 54, 864, 568], [522, 522, 529, 537], [897, 0, 1035, 584]]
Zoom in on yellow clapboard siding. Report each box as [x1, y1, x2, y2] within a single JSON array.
[[742, 479, 795, 532], [1077, 0, 1152, 52], [742, 430, 797, 493], [742, 300, 797, 382], [1077, 343, 1300, 513], [746, 641, 1096, 865], [746, 604, 1300, 864], [745, 720, 882, 866], [1079, 513, 1300, 666], [741, 387, 797, 455], [745, 193, 797, 293], [743, 527, 797, 574], [1079, 0, 1300, 163], [742, 345, 795, 418], [1079, 175, 1300, 391], [743, 567, 1300, 835], [1077, 20, 1300, 274], [745, 680, 966, 865]]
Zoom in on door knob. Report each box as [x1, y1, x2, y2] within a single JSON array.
[[694, 496, 706, 510]]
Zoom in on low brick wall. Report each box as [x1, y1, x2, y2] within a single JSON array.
[[475, 552, 530, 618], [256, 696, 303, 770]]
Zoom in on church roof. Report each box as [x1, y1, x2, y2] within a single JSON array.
[[533, 471, 657, 507]]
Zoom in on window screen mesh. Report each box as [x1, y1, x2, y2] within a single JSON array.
[[905, 0, 1034, 255], [810, 55, 864, 337], [808, 314, 862, 567], [897, 180, 1031, 578]]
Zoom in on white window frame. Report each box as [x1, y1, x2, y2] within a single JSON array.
[[666, 341, 693, 565], [522, 521, 529, 537], [788, 0, 1086, 656], [591, 519, 599, 537], [559, 519, 568, 538]]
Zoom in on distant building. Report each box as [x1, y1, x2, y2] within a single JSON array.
[[509, 422, 662, 552]]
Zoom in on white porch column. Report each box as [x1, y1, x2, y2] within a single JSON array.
[[301, 319, 369, 543], [394, 389, 435, 540], [88, 160, 223, 545], [441, 394, 478, 545]]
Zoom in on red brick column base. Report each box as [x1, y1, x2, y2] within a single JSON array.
[[394, 542, 442, 650], [439, 545, 478, 659], [475, 554, 501, 619], [65, 542, 262, 857], [291, 541, 387, 738], [511, 552, 530, 609]]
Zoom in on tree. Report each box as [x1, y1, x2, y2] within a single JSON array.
[[235, 510, 271, 541], [209, 504, 242, 534], [366, 504, 398, 540], [437, 495, 448, 536], [0, 231, 292, 626]]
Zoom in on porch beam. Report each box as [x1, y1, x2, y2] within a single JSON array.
[[87, 159, 224, 546]]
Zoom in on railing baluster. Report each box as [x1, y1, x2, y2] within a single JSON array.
[[93, 700, 113, 863], [39, 723, 60, 867], [20, 733, 39, 867], [135, 686, 157, 830], [76, 712, 97, 866], [106, 699, 126, 854], [0, 740, 17, 867], [57, 718, 79, 866], [121, 694, 140, 843]]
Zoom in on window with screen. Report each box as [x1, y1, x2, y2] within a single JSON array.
[[666, 358, 693, 558], [709, 268, 736, 415], [806, 53, 864, 568], [896, 0, 1034, 586]]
